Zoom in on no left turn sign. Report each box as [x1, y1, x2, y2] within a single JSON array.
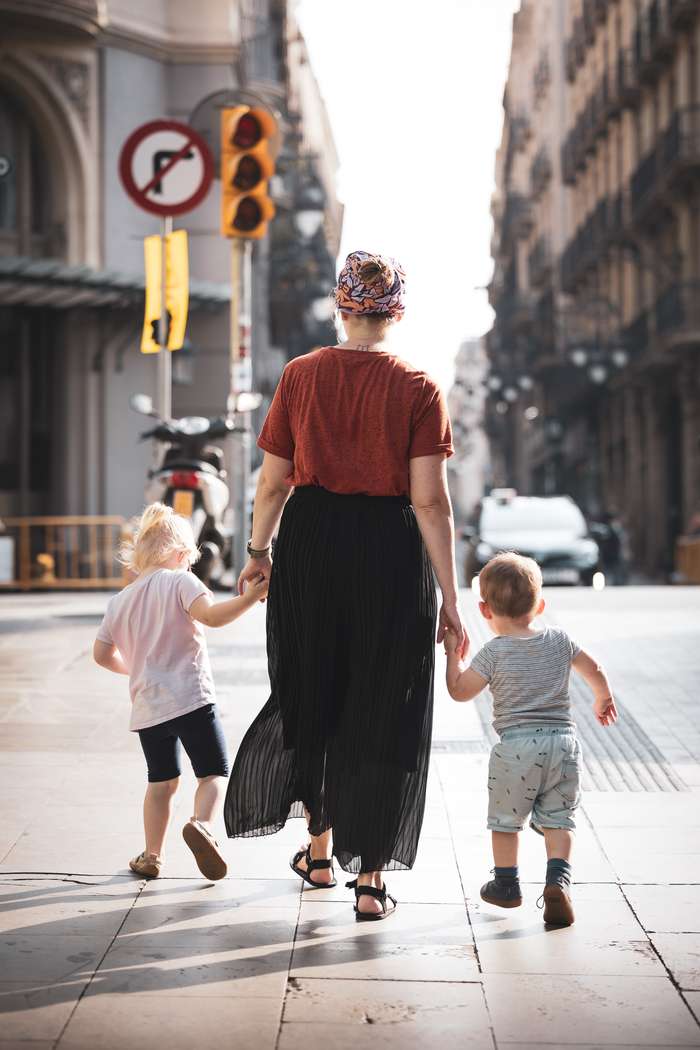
[[119, 120, 214, 217]]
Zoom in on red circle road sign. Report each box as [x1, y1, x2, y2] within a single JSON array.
[[119, 120, 214, 217]]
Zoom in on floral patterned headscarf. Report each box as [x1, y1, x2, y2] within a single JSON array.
[[334, 250, 406, 318]]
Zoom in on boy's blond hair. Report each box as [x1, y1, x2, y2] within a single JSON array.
[[479, 552, 542, 619], [118, 503, 200, 574]]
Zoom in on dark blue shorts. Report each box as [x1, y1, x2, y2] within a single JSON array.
[[137, 704, 229, 783]]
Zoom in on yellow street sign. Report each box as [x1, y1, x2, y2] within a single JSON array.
[[140, 229, 189, 353]]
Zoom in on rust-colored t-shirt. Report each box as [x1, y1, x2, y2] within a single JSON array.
[[258, 346, 453, 497]]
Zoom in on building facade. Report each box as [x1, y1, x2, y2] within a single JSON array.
[[0, 0, 341, 522], [446, 338, 491, 523], [488, 0, 700, 577]]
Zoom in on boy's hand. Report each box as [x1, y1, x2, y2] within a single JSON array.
[[594, 695, 618, 727], [443, 628, 462, 656]]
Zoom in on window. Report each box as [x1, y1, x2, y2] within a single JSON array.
[[0, 91, 53, 257]]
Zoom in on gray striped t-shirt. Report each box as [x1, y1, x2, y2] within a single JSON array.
[[469, 625, 581, 735]]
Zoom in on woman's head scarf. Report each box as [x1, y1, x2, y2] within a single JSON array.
[[334, 250, 406, 318]]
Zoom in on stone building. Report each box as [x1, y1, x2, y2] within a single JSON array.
[[0, 0, 341, 521], [447, 338, 491, 523], [487, 0, 700, 576]]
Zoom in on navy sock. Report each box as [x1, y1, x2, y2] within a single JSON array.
[[546, 858, 572, 887], [494, 865, 520, 883]]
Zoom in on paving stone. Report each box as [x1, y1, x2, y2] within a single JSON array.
[[118, 901, 297, 948], [290, 901, 478, 982], [649, 934, 700, 990], [482, 973, 700, 1045], [624, 885, 700, 933], [473, 895, 664, 977], [59, 992, 281, 1050], [281, 978, 491, 1047], [0, 982, 82, 1042], [0, 877, 140, 937]]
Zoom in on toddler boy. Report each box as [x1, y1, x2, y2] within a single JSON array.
[[444, 552, 617, 925]]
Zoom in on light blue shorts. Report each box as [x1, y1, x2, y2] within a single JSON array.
[[487, 725, 582, 833]]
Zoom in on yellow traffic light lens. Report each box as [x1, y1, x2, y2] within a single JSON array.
[[234, 156, 263, 191], [232, 114, 262, 149], [234, 197, 263, 231]]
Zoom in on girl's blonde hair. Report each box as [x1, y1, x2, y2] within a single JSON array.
[[119, 503, 200, 574]]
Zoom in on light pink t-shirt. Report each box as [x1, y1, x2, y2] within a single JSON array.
[[97, 568, 214, 732]]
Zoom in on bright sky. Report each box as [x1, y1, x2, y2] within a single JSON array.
[[296, 0, 520, 391]]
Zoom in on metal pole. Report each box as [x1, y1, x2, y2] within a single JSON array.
[[229, 238, 251, 581], [157, 216, 173, 419]]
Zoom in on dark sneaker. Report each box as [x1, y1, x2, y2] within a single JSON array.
[[542, 882, 575, 926], [480, 878, 523, 909]]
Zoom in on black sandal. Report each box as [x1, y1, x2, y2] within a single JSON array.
[[290, 846, 337, 889], [346, 878, 397, 922]]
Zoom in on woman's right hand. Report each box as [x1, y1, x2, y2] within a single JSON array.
[[238, 555, 273, 599], [437, 600, 468, 659]]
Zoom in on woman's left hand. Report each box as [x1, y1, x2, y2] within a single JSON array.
[[238, 555, 273, 600]]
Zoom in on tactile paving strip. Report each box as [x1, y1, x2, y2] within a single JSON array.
[[463, 605, 686, 793]]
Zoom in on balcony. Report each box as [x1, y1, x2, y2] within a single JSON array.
[[501, 193, 534, 247], [593, 72, 611, 136], [622, 312, 650, 358], [595, 0, 610, 22], [637, 0, 676, 82], [530, 147, 552, 198], [528, 237, 552, 289], [669, 0, 700, 29], [655, 282, 700, 347], [613, 48, 641, 110], [662, 105, 700, 190], [496, 292, 536, 334]]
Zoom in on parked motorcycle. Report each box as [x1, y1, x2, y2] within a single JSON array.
[[129, 393, 233, 586]]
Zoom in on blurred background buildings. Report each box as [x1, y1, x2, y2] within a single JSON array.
[[485, 0, 700, 577], [0, 0, 341, 521]]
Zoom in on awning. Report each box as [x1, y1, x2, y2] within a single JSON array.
[[0, 256, 230, 310]]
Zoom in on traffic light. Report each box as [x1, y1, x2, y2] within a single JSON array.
[[220, 106, 276, 239]]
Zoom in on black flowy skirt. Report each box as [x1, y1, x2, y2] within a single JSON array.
[[224, 485, 437, 873]]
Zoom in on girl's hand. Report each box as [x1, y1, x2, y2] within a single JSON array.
[[238, 555, 273, 600], [437, 600, 468, 658], [594, 695, 618, 727], [246, 574, 269, 603]]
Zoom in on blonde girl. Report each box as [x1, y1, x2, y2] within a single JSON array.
[[94, 502, 267, 880]]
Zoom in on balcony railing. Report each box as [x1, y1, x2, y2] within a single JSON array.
[[583, 0, 598, 42], [501, 193, 534, 246], [613, 48, 641, 110], [528, 237, 552, 288], [630, 107, 700, 224], [669, 0, 700, 29], [655, 281, 700, 342], [530, 147, 552, 198], [637, 0, 676, 81], [662, 104, 700, 182], [622, 312, 650, 357]]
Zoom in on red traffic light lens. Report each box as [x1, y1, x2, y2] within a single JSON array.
[[234, 196, 263, 231], [232, 114, 262, 149], [233, 155, 263, 191]]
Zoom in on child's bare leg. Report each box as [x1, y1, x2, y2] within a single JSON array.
[[193, 775, 227, 828], [543, 827, 573, 862], [492, 830, 519, 867], [144, 777, 179, 857]]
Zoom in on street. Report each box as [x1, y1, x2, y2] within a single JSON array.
[[1, 585, 699, 1049]]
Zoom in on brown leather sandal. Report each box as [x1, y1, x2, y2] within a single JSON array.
[[182, 819, 228, 881]]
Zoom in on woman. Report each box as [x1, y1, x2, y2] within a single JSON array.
[[225, 250, 467, 920]]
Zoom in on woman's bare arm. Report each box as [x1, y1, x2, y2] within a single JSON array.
[[238, 452, 293, 594], [410, 455, 467, 654]]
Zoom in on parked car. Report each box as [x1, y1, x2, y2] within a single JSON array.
[[463, 491, 600, 586]]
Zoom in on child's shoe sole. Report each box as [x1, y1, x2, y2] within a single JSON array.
[[480, 888, 522, 909], [182, 820, 228, 881], [542, 883, 575, 926]]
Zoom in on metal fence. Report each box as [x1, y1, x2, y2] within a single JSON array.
[[676, 536, 700, 584], [0, 516, 129, 590]]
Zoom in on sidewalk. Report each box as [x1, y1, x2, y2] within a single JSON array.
[[1, 587, 699, 1049]]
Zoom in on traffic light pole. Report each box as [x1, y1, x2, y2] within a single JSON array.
[[230, 238, 254, 581], [158, 215, 173, 419]]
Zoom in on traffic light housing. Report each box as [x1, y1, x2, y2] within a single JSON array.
[[220, 106, 276, 239]]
